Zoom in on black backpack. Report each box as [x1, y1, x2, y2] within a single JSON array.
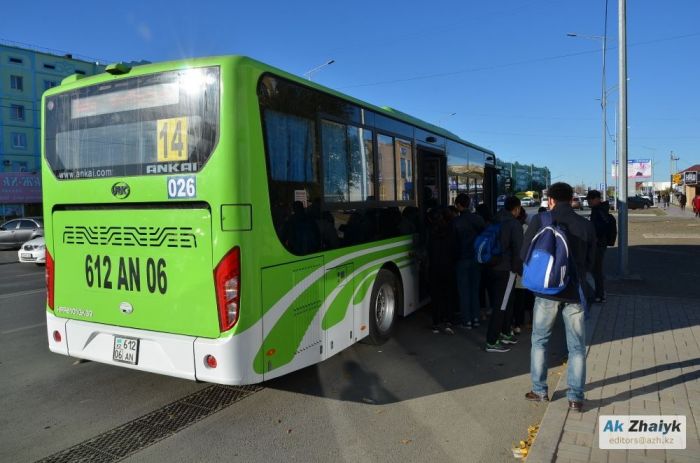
[[604, 213, 617, 247]]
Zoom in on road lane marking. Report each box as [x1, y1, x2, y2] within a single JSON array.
[[1, 322, 45, 335], [0, 288, 45, 300], [642, 233, 700, 239], [6, 271, 46, 278]]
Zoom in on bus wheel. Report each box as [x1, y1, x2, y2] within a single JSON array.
[[368, 269, 400, 345]]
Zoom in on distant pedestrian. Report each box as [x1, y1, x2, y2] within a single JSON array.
[[522, 182, 596, 412], [587, 190, 614, 303], [663, 194, 670, 209], [453, 194, 486, 329], [693, 194, 700, 218], [680, 193, 687, 211], [426, 207, 456, 334], [485, 196, 524, 352]]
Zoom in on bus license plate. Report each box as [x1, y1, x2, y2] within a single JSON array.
[[113, 336, 139, 365]]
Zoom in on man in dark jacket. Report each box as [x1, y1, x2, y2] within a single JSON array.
[[453, 194, 486, 328], [521, 182, 596, 412], [587, 190, 610, 302], [485, 196, 523, 352]]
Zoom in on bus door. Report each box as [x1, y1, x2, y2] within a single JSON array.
[[416, 150, 446, 303]]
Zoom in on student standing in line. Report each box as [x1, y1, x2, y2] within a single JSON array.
[[587, 190, 613, 303], [426, 207, 456, 334], [485, 196, 523, 352], [453, 194, 486, 329]]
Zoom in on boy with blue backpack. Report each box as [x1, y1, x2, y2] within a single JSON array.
[[520, 182, 596, 412]]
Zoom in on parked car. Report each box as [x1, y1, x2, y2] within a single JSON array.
[[582, 198, 589, 208], [18, 236, 46, 265], [520, 197, 535, 207], [0, 217, 44, 249], [572, 196, 584, 210], [627, 196, 652, 210], [540, 196, 549, 209]]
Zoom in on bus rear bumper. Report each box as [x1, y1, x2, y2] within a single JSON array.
[[47, 312, 196, 381], [46, 312, 262, 385]]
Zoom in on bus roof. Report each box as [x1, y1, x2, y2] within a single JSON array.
[[46, 54, 495, 158]]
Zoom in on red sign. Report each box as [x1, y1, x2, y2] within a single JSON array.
[[0, 172, 42, 203]]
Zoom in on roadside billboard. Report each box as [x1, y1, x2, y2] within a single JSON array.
[[684, 171, 698, 185], [611, 159, 652, 178], [0, 172, 42, 203]]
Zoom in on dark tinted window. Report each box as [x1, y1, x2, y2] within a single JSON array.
[[265, 110, 316, 182], [19, 220, 37, 229], [259, 75, 418, 256], [321, 121, 375, 203], [2, 220, 20, 230], [377, 134, 396, 201]]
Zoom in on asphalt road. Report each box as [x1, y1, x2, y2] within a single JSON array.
[[0, 244, 564, 463], [5, 205, 691, 463]]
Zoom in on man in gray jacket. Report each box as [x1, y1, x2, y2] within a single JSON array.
[[485, 196, 524, 352]]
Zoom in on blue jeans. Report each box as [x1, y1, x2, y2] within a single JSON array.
[[530, 297, 587, 402], [456, 259, 480, 323]]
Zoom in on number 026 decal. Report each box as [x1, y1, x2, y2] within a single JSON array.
[[167, 176, 196, 199], [157, 117, 188, 162]]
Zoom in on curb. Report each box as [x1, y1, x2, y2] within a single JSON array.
[[525, 302, 603, 462]]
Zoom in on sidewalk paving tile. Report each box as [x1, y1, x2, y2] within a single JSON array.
[[527, 294, 700, 463]]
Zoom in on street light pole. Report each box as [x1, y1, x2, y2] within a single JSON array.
[[618, 0, 629, 276], [566, 31, 608, 200], [437, 112, 456, 126], [303, 59, 335, 80]]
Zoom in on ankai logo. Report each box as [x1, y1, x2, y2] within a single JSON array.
[[111, 182, 130, 199]]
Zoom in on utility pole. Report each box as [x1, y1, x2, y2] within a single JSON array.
[[617, 0, 629, 276]]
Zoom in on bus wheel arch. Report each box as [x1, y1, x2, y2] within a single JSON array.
[[366, 264, 403, 345]]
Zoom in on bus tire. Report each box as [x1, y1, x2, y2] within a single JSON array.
[[367, 268, 401, 345]]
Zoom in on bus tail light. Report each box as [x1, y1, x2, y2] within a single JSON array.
[[46, 250, 55, 310], [214, 247, 240, 332]]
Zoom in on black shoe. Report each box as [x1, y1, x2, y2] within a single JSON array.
[[525, 391, 549, 402], [568, 400, 583, 412], [485, 341, 511, 353]]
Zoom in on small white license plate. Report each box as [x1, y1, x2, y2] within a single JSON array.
[[113, 336, 139, 365], [21, 253, 32, 259]]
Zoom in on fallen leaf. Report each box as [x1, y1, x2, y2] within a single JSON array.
[[400, 439, 412, 445]]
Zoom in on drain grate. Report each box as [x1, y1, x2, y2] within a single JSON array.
[[37, 384, 263, 463]]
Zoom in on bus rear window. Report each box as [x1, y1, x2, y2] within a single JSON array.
[[44, 66, 219, 180]]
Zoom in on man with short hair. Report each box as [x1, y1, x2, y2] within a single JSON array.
[[453, 193, 486, 328], [485, 196, 523, 352], [521, 182, 596, 411], [587, 190, 610, 302]]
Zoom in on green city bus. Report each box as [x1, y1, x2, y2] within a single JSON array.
[[43, 56, 496, 385]]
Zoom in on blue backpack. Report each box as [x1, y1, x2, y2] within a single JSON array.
[[522, 212, 571, 295], [474, 222, 502, 264]]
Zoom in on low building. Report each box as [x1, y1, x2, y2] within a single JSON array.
[[676, 164, 700, 201]]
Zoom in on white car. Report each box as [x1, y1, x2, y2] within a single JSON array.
[[520, 197, 535, 207], [18, 236, 46, 265], [540, 196, 549, 209]]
